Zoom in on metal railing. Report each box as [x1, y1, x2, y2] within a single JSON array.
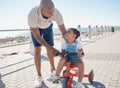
[[0, 29, 30, 48], [0, 26, 120, 48], [78, 25, 119, 41]]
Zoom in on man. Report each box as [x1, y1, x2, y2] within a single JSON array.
[[28, 0, 66, 87]]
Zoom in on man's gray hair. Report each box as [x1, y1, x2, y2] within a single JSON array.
[[40, 0, 54, 8]]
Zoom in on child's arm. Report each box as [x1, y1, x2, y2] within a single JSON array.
[[78, 48, 84, 57]]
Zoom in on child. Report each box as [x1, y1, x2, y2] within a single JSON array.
[[54, 28, 84, 88]]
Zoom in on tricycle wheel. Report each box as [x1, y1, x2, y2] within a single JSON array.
[[88, 70, 94, 84], [62, 77, 70, 88]]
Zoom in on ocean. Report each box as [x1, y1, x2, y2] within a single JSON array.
[[0, 28, 97, 38]]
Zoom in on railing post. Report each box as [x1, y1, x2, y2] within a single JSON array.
[[101, 25, 103, 35], [108, 25, 110, 33], [94, 25, 98, 36], [104, 25, 107, 34], [88, 25, 91, 39], [78, 25, 81, 41]]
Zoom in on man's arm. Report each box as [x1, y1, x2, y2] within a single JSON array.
[[31, 28, 59, 56], [58, 24, 66, 39], [31, 28, 52, 49]]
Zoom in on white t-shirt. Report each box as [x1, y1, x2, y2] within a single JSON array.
[[28, 6, 64, 29], [61, 40, 83, 52]]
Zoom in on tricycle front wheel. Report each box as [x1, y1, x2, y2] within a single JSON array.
[[62, 77, 70, 88]]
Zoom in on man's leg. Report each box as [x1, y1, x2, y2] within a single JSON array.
[[46, 47, 55, 70], [43, 23, 55, 71], [31, 28, 44, 87], [34, 46, 42, 76], [33, 46, 43, 87]]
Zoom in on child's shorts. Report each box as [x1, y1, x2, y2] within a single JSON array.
[[31, 23, 54, 47], [68, 56, 83, 64]]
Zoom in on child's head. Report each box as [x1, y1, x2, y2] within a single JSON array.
[[65, 28, 80, 42]]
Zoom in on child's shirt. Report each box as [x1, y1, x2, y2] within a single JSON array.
[[61, 40, 82, 53], [61, 40, 83, 64]]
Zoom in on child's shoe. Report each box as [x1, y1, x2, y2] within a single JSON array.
[[76, 82, 84, 88], [52, 75, 60, 83]]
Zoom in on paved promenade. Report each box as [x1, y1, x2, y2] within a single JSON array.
[[0, 30, 120, 88]]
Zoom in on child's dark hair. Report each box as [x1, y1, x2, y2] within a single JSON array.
[[69, 28, 80, 39]]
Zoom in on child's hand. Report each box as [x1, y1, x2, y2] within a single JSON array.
[[78, 49, 84, 57], [59, 52, 68, 57]]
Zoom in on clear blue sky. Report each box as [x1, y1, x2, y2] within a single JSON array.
[[0, 0, 120, 29]]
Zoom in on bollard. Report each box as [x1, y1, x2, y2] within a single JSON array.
[[108, 25, 110, 33], [78, 25, 81, 41], [88, 25, 91, 39], [104, 25, 107, 34], [101, 25, 103, 35], [94, 25, 98, 36]]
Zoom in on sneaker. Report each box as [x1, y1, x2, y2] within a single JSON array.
[[76, 82, 84, 88], [52, 75, 60, 83], [49, 70, 56, 81], [34, 76, 43, 88]]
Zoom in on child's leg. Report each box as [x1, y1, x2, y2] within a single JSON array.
[[74, 60, 84, 82], [56, 58, 67, 77]]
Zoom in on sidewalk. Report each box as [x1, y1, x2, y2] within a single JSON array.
[[0, 31, 120, 88]]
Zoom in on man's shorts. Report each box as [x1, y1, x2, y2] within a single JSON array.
[[31, 23, 54, 47]]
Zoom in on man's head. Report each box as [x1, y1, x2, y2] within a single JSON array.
[[40, 0, 55, 18]]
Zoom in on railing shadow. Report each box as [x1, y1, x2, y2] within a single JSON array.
[[0, 74, 5, 88], [1, 55, 48, 77], [0, 58, 32, 69], [1, 64, 34, 77], [0, 55, 48, 70], [40, 81, 49, 88], [41, 55, 49, 61], [83, 81, 106, 88]]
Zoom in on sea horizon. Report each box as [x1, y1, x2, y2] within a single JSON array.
[[0, 26, 120, 38], [0, 28, 90, 38]]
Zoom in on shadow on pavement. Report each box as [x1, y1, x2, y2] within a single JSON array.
[[1, 64, 34, 77], [0, 74, 5, 88], [1, 55, 49, 77], [83, 81, 106, 88], [41, 55, 49, 61], [0, 58, 32, 69], [0, 55, 48, 70], [92, 81, 106, 88], [40, 81, 49, 88]]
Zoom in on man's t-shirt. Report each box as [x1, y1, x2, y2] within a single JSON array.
[[28, 6, 64, 29]]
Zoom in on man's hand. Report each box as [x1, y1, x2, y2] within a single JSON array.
[[50, 47, 60, 57]]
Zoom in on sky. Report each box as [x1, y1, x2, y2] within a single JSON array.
[[0, 0, 120, 29]]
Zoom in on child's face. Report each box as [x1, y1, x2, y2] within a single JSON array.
[[65, 30, 76, 41]]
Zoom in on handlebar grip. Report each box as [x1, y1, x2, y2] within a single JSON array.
[[82, 52, 84, 56], [56, 52, 80, 57], [55, 52, 60, 56]]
